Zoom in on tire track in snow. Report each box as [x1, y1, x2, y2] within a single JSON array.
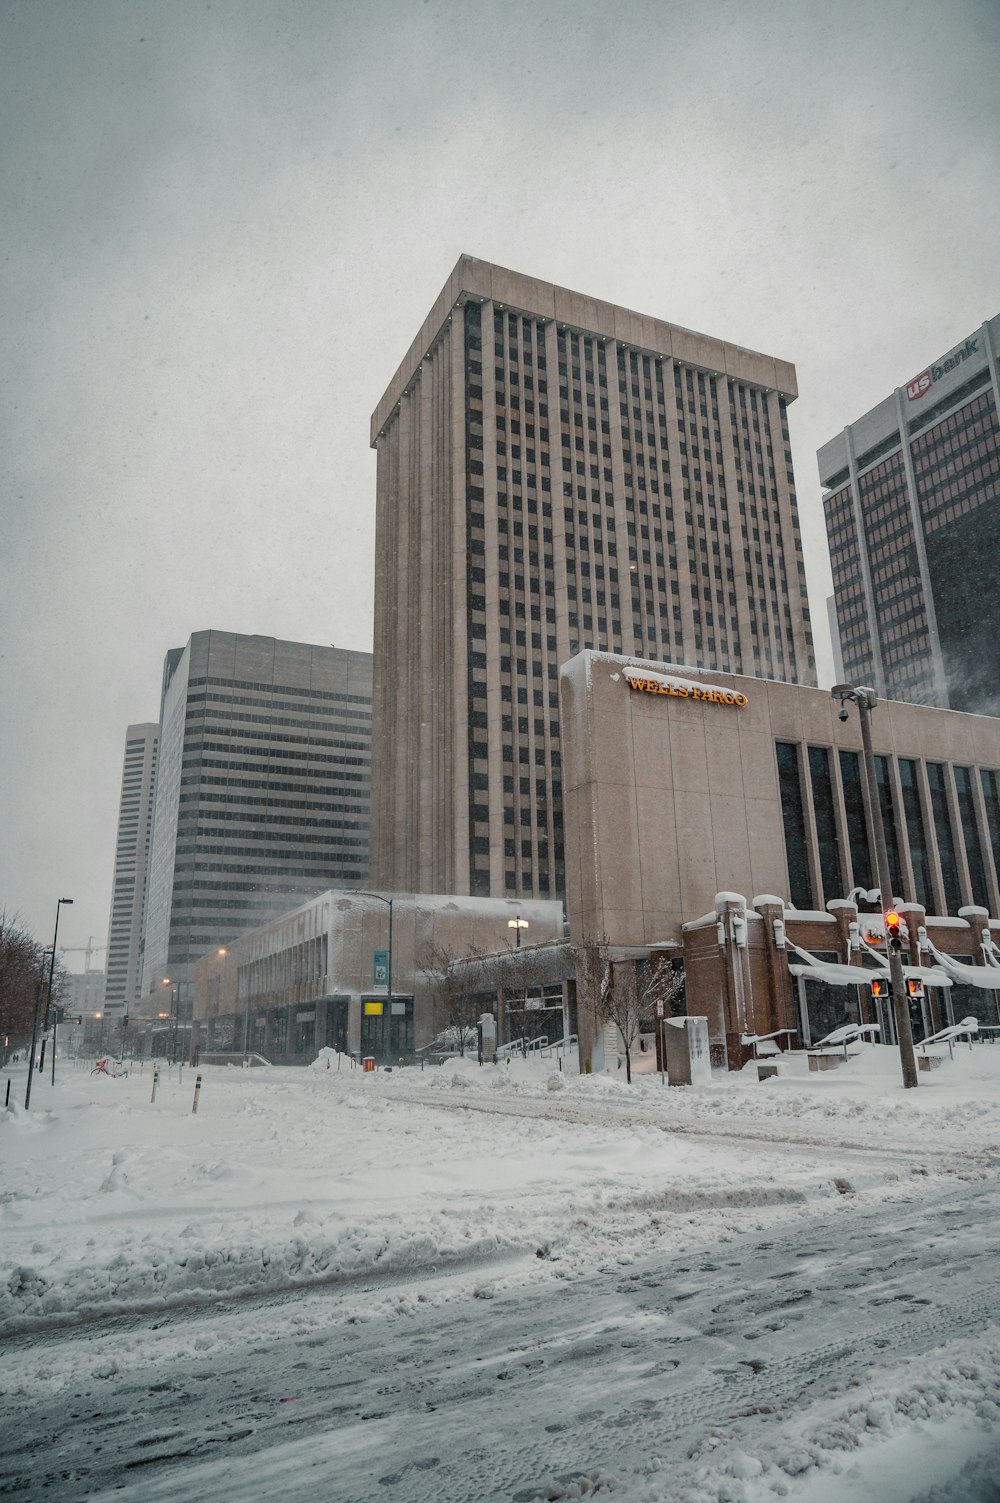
[[381, 1083, 993, 1169]]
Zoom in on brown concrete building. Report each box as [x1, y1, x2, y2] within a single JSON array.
[[560, 649, 1000, 1068], [370, 256, 816, 907]]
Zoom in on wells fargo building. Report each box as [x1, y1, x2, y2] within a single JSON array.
[[561, 650, 1000, 1066]]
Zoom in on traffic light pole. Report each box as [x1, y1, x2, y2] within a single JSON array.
[[838, 686, 918, 1089]]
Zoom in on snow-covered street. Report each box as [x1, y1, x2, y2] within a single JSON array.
[[2, 1049, 999, 1501]]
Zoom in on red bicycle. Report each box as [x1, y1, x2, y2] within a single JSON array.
[[91, 1057, 128, 1078]]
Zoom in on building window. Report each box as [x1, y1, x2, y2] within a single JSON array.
[[926, 762, 962, 913], [979, 770, 1000, 891], [898, 759, 934, 912], [954, 766, 990, 908], [776, 742, 813, 909], [808, 746, 843, 903], [869, 756, 903, 901], [838, 750, 873, 892]]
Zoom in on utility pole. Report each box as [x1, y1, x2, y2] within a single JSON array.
[[832, 686, 918, 1088]]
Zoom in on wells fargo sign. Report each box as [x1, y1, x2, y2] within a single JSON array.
[[623, 666, 748, 708]]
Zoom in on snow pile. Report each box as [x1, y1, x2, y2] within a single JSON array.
[[2, 1065, 848, 1339], [308, 1047, 347, 1071], [664, 1332, 1000, 1502], [1, 1211, 514, 1333], [392, 1044, 1000, 1153], [529, 1332, 1000, 1502], [2, 1048, 999, 1346]]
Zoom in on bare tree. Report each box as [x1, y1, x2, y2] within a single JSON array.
[[569, 936, 683, 1084], [568, 934, 610, 1020], [473, 946, 517, 1053], [423, 943, 485, 1055], [506, 943, 555, 1055], [0, 911, 48, 1057]]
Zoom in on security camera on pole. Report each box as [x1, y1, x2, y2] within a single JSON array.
[[831, 685, 918, 1088]]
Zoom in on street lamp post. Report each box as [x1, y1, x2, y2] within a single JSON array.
[[507, 916, 529, 1051], [24, 959, 49, 1111], [832, 685, 918, 1089], [355, 892, 393, 1063], [25, 898, 72, 1109], [162, 977, 180, 1064], [47, 897, 73, 1089]]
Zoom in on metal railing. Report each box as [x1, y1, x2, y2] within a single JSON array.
[[497, 1035, 550, 1060], [194, 1051, 272, 1068]]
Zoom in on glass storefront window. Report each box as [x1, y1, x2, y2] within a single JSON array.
[[874, 756, 904, 901], [808, 746, 843, 903], [899, 759, 934, 911], [776, 742, 813, 909], [926, 763, 962, 913], [839, 750, 873, 891], [980, 770, 1000, 891], [954, 766, 990, 908]]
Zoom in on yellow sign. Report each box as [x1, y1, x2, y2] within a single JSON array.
[[364, 1001, 384, 1015], [624, 669, 747, 708]]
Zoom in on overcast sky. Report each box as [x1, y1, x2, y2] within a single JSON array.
[[2, 0, 998, 957]]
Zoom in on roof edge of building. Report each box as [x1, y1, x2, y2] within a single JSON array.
[[370, 254, 798, 445]]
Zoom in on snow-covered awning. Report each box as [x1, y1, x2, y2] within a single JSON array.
[[788, 962, 952, 988], [924, 939, 1000, 990], [789, 960, 881, 986], [787, 942, 951, 989]]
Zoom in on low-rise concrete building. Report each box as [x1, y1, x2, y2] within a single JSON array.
[[192, 890, 564, 1066]]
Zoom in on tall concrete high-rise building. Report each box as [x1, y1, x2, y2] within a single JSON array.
[[138, 631, 372, 1016], [819, 315, 1000, 715], [370, 255, 816, 902], [102, 722, 158, 1018]]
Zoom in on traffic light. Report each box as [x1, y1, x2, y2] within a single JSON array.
[[906, 977, 925, 1000], [885, 911, 904, 953], [870, 977, 889, 1002]]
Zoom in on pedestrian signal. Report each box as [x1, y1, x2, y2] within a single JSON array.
[[870, 977, 889, 1001], [906, 977, 925, 1000]]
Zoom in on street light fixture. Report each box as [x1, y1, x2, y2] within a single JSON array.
[[831, 684, 918, 1089], [508, 916, 529, 949]]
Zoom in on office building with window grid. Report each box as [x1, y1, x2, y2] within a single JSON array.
[[370, 256, 816, 902], [102, 722, 158, 1018], [138, 631, 372, 1013], [819, 315, 1000, 715]]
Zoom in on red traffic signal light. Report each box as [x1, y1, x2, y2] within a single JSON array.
[[884, 911, 904, 952]]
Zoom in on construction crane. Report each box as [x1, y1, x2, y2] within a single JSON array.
[[59, 937, 107, 972]]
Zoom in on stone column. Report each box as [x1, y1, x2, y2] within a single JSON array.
[[717, 892, 749, 1069], [752, 895, 793, 1041]]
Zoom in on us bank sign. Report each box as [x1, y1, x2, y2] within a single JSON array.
[[623, 665, 748, 708], [906, 335, 980, 402]]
